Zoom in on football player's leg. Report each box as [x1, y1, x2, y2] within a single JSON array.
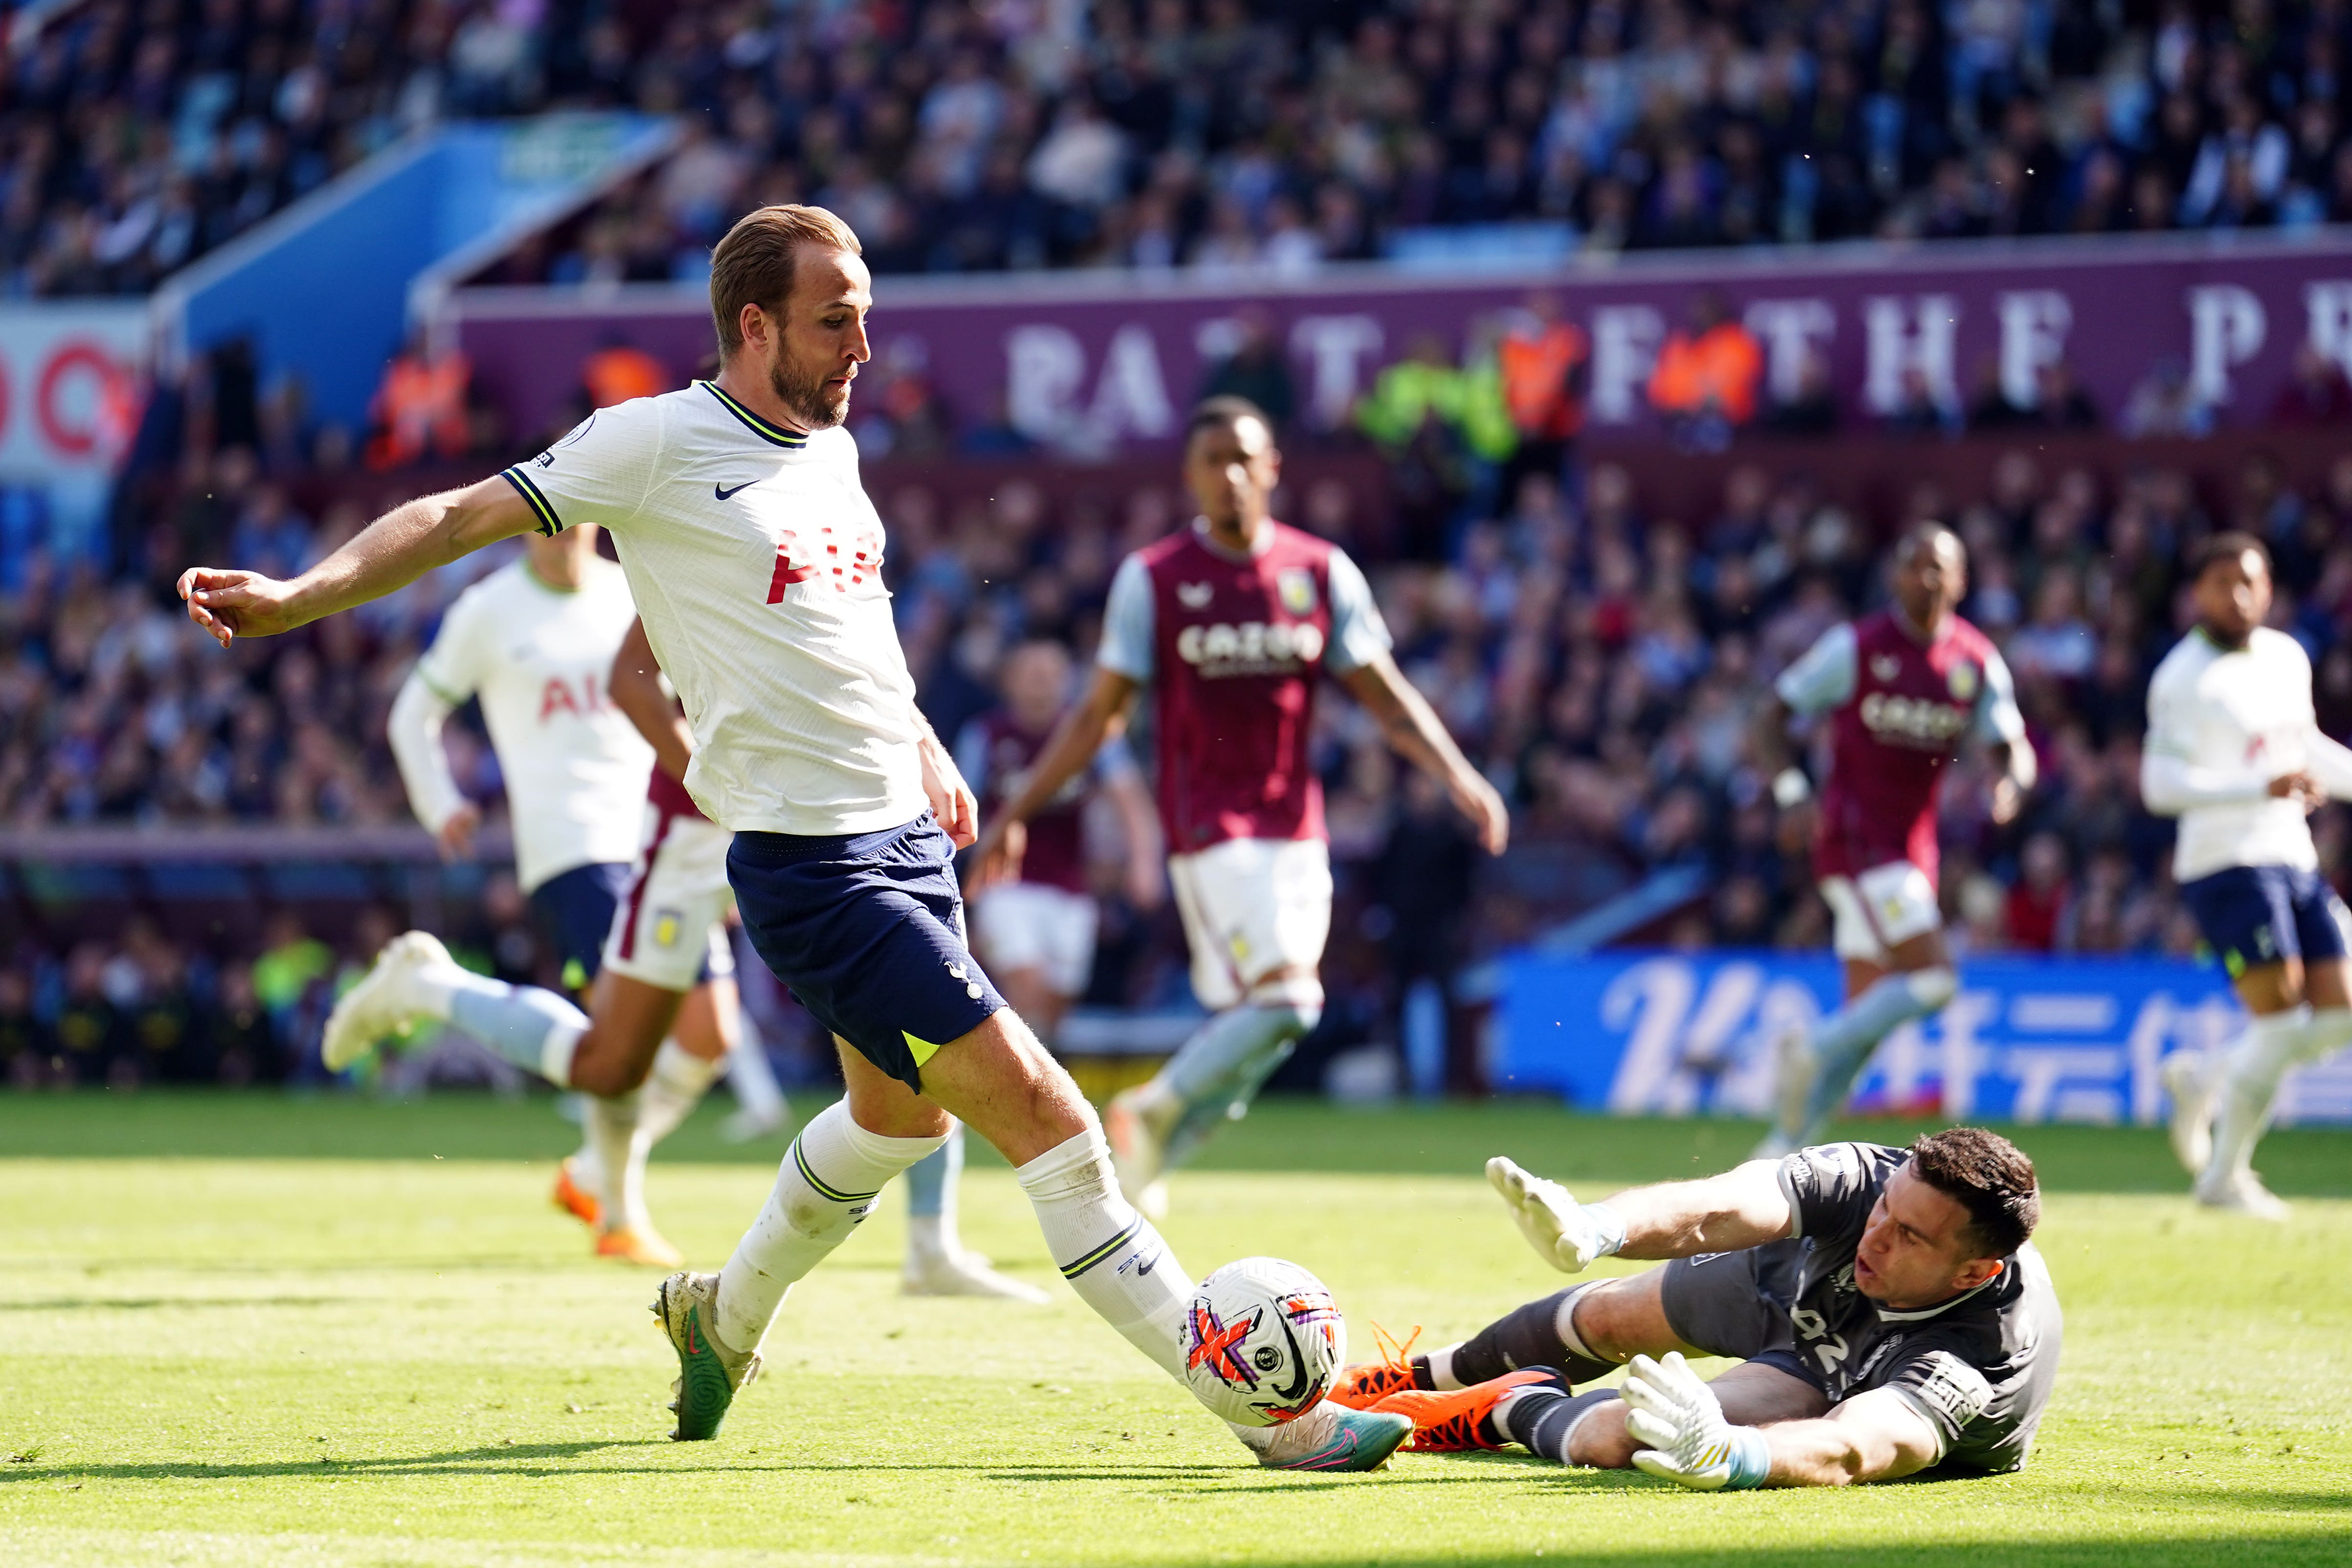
[[712, 1044, 951, 1353], [1769, 869, 1954, 1151], [900, 1121, 1052, 1301], [1112, 842, 1326, 1192], [1507, 1360, 1829, 1468]]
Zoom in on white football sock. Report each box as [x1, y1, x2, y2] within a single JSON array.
[[905, 1121, 963, 1263], [586, 1093, 647, 1234], [1785, 967, 1957, 1141], [1015, 1128, 1191, 1381], [1424, 1345, 1462, 1391], [724, 1014, 788, 1123], [434, 972, 587, 1085], [2201, 1007, 2309, 1188], [713, 1100, 947, 1353], [640, 1039, 724, 1145]]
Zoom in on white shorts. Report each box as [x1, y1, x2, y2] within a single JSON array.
[[1167, 837, 1333, 1011], [1820, 861, 1942, 963], [601, 804, 737, 992], [971, 881, 1100, 998]]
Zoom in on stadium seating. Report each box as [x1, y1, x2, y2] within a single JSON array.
[[12, 0, 2352, 299]]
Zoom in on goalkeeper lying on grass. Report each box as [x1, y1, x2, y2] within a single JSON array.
[[1333, 1127, 2060, 1487]]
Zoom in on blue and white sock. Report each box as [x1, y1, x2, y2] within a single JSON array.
[[1015, 1128, 1190, 1378], [1785, 968, 1956, 1142], [1156, 1003, 1320, 1167], [904, 1121, 964, 1260], [416, 968, 589, 1086]]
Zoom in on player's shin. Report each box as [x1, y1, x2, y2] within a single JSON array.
[[1154, 1000, 1321, 1167], [586, 1092, 647, 1232], [1783, 967, 1956, 1141], [1015, 1128, 1190, 1378], [2203, 1007, 2316, 1186], [639, 1038, 725, 1145], [712, 1100, 948, 1353], [1496, 1386, 1622, 1464], [432, 971, 591, 1085], [1439, 1286, 1617, 1390], [904, 1123, 962, 1262]]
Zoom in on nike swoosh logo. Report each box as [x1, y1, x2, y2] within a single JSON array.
[[715, 481, 760, 501]]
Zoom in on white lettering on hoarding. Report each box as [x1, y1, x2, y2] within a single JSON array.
[[2188, 284, 2266, 404], [1289, 314, 1384, 430], [1088, 323, 1174, 441], [2303, 280, 2352, 382], [1861, 295, 1959, 415], [1588, 304, 1663, 424], [1005, 322, 1086, 444], [1743, 298, 1835, 402], [1995, 290, 2072, 408]]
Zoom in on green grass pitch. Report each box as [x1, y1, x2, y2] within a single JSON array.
[[2, 1092, 2348, 1567]]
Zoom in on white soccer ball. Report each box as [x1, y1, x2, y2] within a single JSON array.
[[1179, 1257, 1346, 1427]]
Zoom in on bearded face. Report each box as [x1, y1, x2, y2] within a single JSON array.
[[769, 333, 854, 429]]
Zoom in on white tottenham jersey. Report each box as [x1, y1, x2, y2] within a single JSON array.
[[2143, 627, 2324, 881], [500, 381, 927, 837], [398, 555, 651, 892]]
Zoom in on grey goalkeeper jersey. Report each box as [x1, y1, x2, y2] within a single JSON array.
[[1763, 1142, 2063, 1475]]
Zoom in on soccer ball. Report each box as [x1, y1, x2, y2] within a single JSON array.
[[1179, 1257, 1345, 1427]]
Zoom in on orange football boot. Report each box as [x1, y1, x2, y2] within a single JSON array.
[[1373, 1368, 1562, 1452], [1327, 1323, 1426, 1409], [596, 1226, 685, 1269], [552, 1158, 601, 1228]]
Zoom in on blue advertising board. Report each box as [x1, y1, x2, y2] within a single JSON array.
[[1496, 952, 2352, 1127]]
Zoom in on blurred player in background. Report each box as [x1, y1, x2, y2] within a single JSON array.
[[1752, 524, 2036, 1158], [957, 638, 1162, 1048], [976, 396, 1509, 1215], [2147, 534, 2352, 1218], [386, 532, 774, 1266]]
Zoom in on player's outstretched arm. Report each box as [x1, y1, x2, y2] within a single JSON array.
[[180, 477, 539, 647], [1336, 653, 1509, 853], [972, 667, 1139, 883], [1488, 1156, 1792, 1272], [1624, 1356, 1938, 1489], [609, 616, 696, 785]]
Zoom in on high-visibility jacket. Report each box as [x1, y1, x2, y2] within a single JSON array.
[[367, 350, 472, 470], [1647, 322, 1764, 425], [1499, 320, 1589, 440], [582, 346, 669, 409]]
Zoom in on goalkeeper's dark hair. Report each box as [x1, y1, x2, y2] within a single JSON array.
[[2193, 530, 2270, 579], [1186, 395, 1275, 447], [1909, 1127, 2038, 1258]]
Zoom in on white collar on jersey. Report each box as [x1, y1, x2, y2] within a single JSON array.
[[1871, 1260, 2007, 1323], [1190, 515, 1276, 562]]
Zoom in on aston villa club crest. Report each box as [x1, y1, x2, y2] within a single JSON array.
[[1946, 661, 1981, 701], [1276, 568, 1318, 615]]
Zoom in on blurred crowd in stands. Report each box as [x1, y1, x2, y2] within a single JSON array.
[[9, 387, 2352, 1083], [18, 0, 2352, 297]]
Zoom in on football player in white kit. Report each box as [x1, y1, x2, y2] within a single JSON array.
[[386, 523, 774, 1266], [2145, 533, 2352, 1218], [180, 203, 1412, 1470], [611, 616, 1044, 1300]]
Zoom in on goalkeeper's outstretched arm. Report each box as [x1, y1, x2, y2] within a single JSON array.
[[1489, 1155, 1793, 1273], [1753, 1390, 1944, 1486]]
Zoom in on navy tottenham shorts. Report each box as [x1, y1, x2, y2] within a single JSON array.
[[2179, 864, 2352, 980], [728, 815, 1007, 1092], [529, 861, 632, 990]]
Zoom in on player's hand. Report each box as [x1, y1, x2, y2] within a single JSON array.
[[2269, 770, 2325, 812], [1623, 1352, 1771, 1492], [1452, 769, 1511, 855], [179, 568, 302, 647], [1989, 773, 2023, 826], [434, 803, 481, 861], [918, 729, 979, 848], [970, 820, 1026, 891], [1486, 1156, 1623, 1273]]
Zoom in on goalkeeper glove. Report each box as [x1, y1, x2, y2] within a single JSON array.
[[1622, 1352, 1771, 1492], [1486, 1156, 1627, 1273]]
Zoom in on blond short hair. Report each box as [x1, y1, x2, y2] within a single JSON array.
[[708, 205, 862, 358]]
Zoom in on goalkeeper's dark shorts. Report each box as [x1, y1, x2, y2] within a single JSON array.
[[1657, 1240, 1806, 1361]]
